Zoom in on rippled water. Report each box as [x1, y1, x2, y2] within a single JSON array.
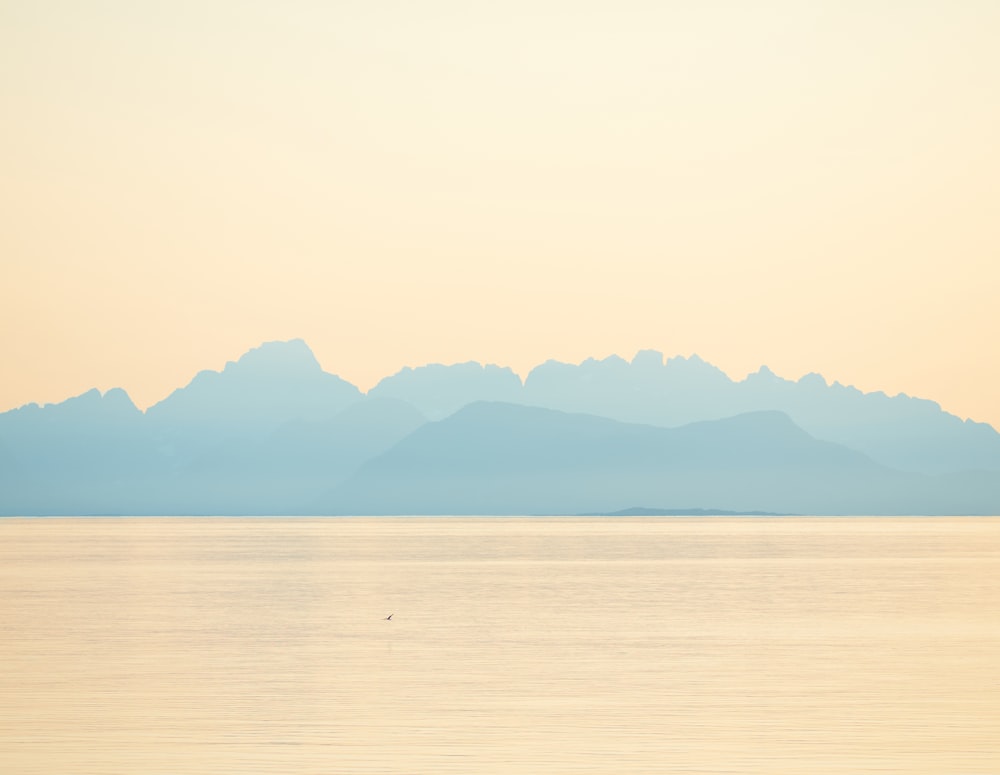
[[2, 517, 999, 774]]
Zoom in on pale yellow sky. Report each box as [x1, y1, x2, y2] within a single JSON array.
[[2, 2, 998, 426]]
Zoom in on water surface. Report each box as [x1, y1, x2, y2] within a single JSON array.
[[2, 517, 999, 773]]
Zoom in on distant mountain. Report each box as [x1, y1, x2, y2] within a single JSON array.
[[150, 339, 361, 418], [369, 361, 522, 419], [0, 341, 423, 515], [0, 388, 161, 515], [522, 352, 736, 424], [157, 397, 425, 515], [2, 339, 999, 516], [318, 402, 1000, 516], [0, 392, 424, 515], [372, 351, 1000, 474], [146, 339, 363, 458], [520, 352, 1000, 474], [728, 366, 1000, 475]]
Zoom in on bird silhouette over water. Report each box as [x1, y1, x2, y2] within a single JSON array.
[[385, 614, 393, 620]]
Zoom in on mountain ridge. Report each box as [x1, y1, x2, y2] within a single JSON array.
[[318, 401, 999, 516], [2, 339, 999, 516]]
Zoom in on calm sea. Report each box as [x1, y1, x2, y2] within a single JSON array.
[[1, 517, 998, 774]]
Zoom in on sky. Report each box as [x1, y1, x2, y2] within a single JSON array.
[[2, 1, 999, 427]]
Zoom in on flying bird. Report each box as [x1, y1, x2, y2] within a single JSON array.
[[385, 614, 393, 620]]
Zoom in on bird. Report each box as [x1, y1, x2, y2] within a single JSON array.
[[385, 614, 393, 620]]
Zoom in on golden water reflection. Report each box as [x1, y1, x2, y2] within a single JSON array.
[[2, 517, 998, 773]]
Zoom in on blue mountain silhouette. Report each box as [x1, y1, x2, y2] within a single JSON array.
[[373, 351, 1000, 474], [0, 387, 158, 514], [369, 361, 522, 419], [0, 341, 412, 514], [146, 339, 362, 453], [160, 398, 425, 514], [1, 339, 998, 515], [320, 402, 1000, 516]]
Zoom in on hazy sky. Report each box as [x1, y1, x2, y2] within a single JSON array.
[[2, 2, 998, 427]]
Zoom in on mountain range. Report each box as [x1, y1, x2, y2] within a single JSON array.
[[2, 339, 998, 516]]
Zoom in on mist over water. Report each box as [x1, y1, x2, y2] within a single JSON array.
[[2, 517, 999, 774]]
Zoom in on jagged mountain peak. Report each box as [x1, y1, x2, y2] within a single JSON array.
[[797, 372, 828, 388], [369, 360, 522, 420], [4, 339, 999, 485], [221, 338, 321, 378], [41, 387, 139, 416], [144, 339, 361, 431], [630, 349, 664, 369], [746, 364, 780, 381]]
